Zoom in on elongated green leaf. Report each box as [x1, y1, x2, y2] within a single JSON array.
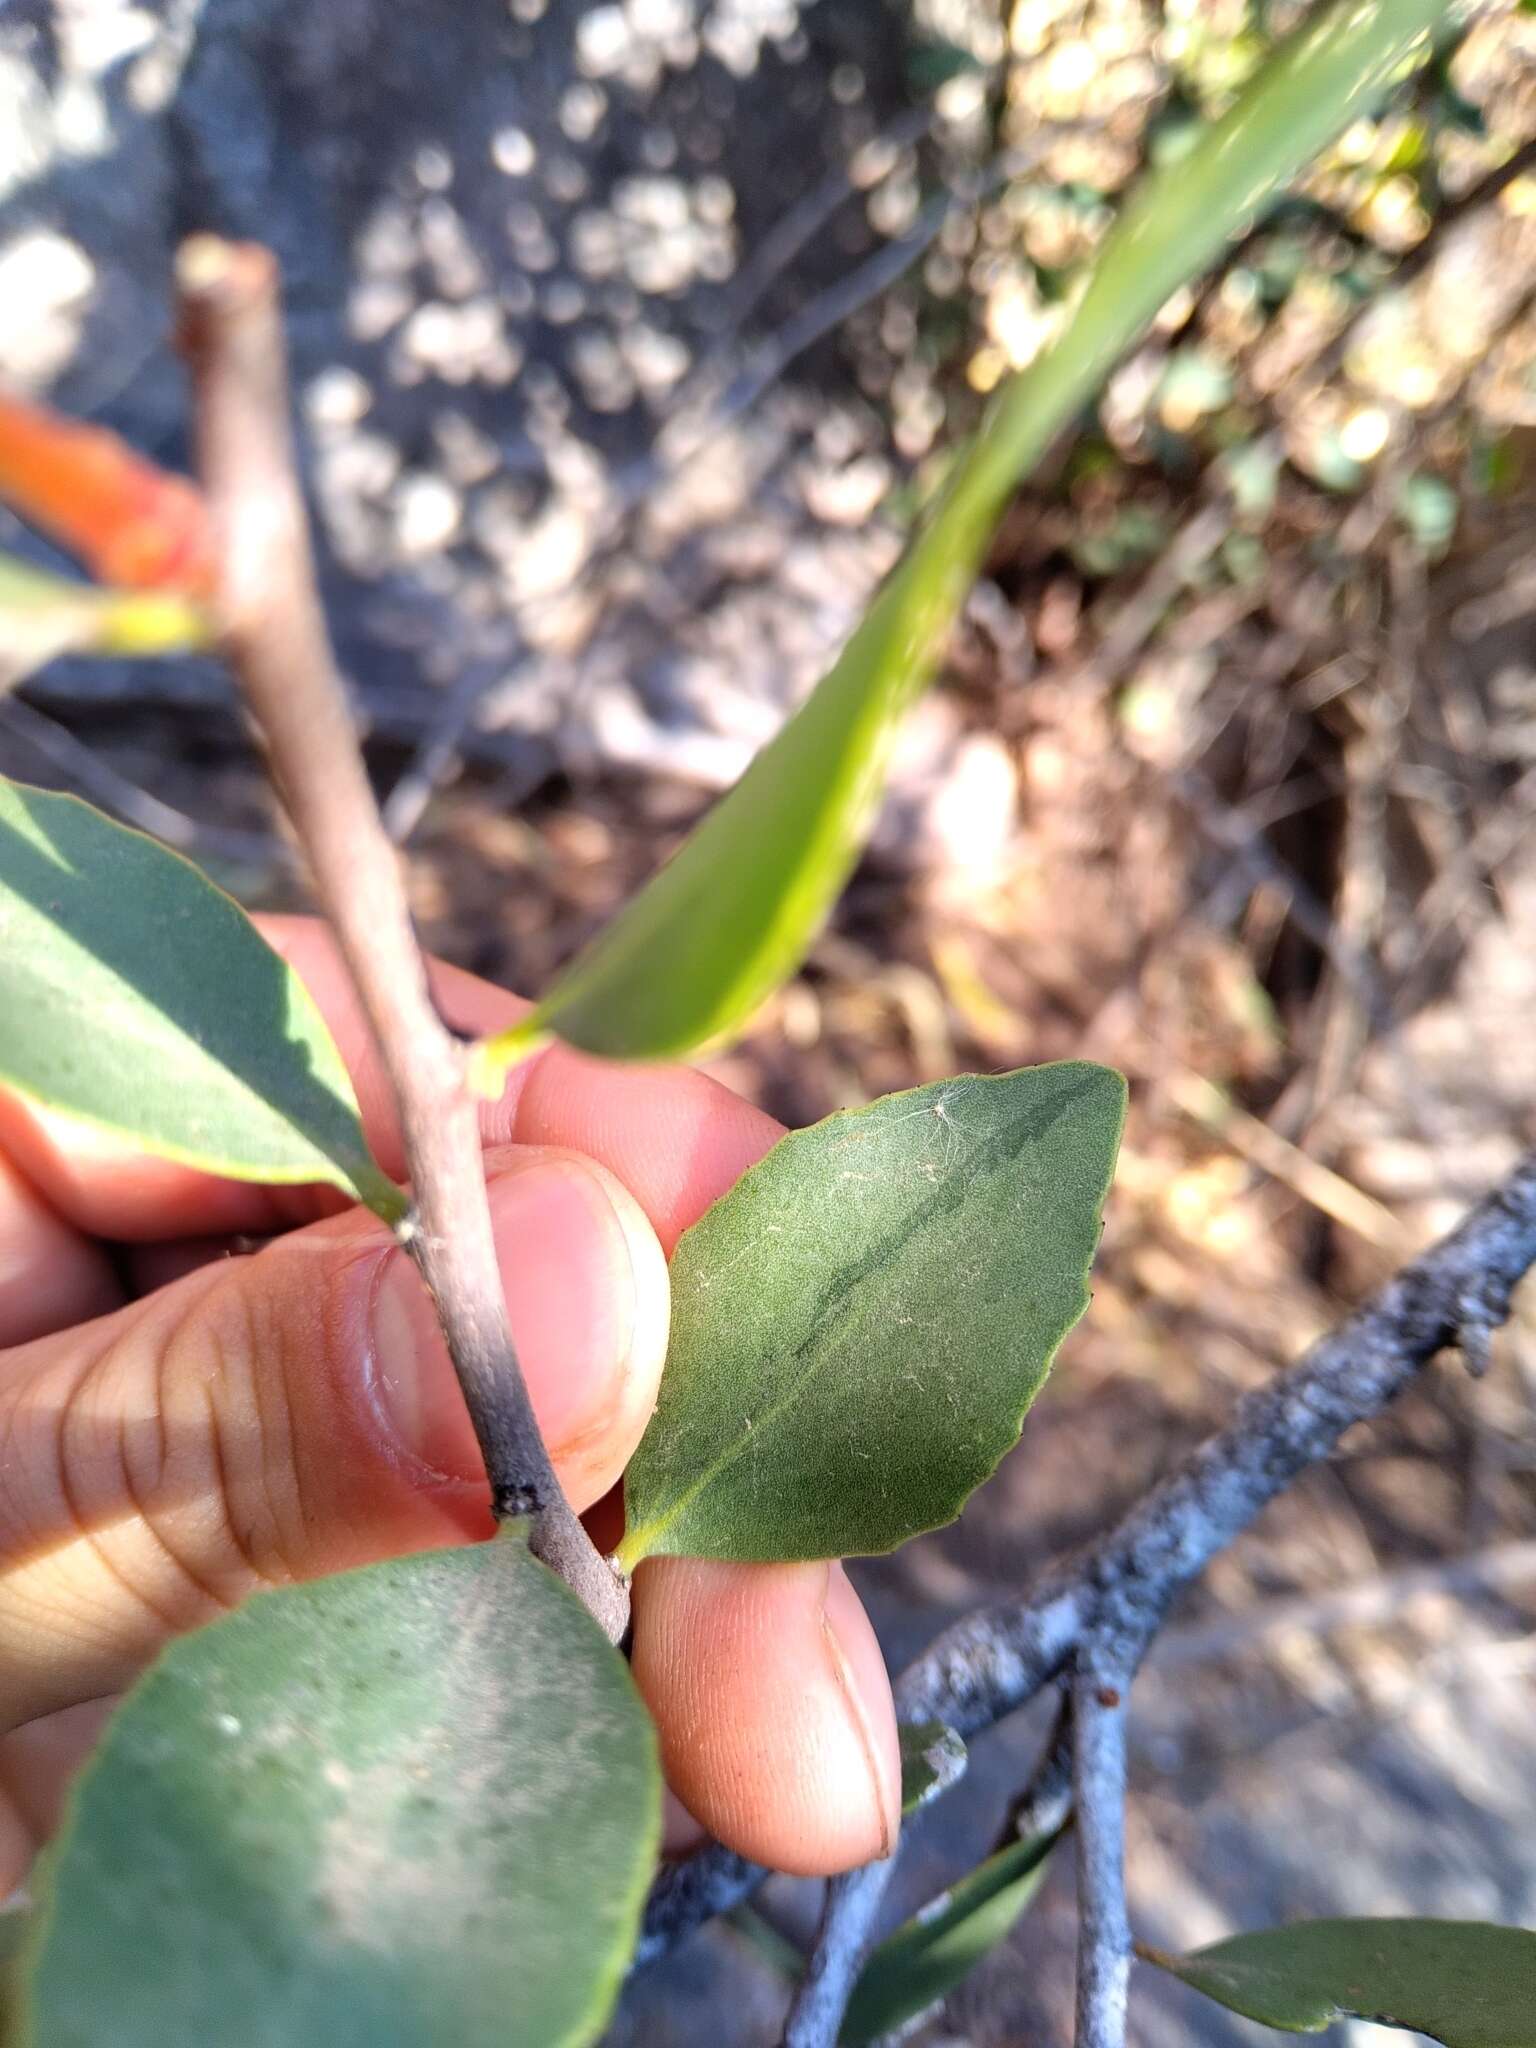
[[475, 0, 1448, 1079], [1142, 1920, 1536, 2047], [617, 1063, 1124, 1567], [0, 552, 211, 689], [0, 778, 399, 1216], [841, 1825, 1060, 2045], [16, 1535, 661, 2048], [901, 1722, 968, 1816], [728, 1904, 809, 1982]]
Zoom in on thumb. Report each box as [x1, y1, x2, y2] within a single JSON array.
[[0, 1146, 668, 1731]]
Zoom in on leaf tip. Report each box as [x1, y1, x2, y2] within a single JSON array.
[[467, 1019, 549, 1100]]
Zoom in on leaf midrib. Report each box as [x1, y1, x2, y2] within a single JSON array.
[[620, 1071, 1101, 1565]]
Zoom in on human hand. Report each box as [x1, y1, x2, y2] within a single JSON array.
[[0, 916, 899, 1893]]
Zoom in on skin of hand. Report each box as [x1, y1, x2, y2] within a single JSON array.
[[0, 915, 900, 1895]]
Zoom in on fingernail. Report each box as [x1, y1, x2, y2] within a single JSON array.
[[367, 1156, 639, 1484], [367, 1244, 481, 1484], [820, 1563, 902, 1860]]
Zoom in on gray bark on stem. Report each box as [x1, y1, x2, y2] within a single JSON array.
[[780, 1863, 894, 2048], [174, 235, 627, 1641], [1072, 1662, 1131, 2048], [900, 1150, 1536, 1731], [648, 1152, 1536, 2033]]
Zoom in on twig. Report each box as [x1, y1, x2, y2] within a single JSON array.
[[758, 1154, 1536, 2041], [906, 1153, 1536, 1726], [0, 691, 291, 871], [776, 1693, 1082, 2048], [1071, 1661, 1132, 2048], [700, 104, 936, 348], [1172, 764, 1387, 1021], [1071, 132, 1536, 697], [23, 657, 553, 784], [379, 646, 532, 844], [1395, 758, 1536, 998], [663, 127, 1092, 480], [780, 1861, 892, 2048], [650, 1151, 1536, 1994], [1162, 1067, 1410, 1255], [1072, 497, 1236, 694], [637, 1846, 763, 1966], [173, 236, 626, 1639], [998, 1688, 1076, 1851]]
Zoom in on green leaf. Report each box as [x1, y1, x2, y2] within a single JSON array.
[[0, 778, 399, 1217], [1397, 471, 1459, 557], [1221, 437, 1282, 522], [727, 1904, 808, 1982], [16, 1535, 661, 2048], [0, 1902, 30, 2042], [617, 1063, 1124, 1567], [901, 1722, 968, 1816], [474, 0, 1448, 1080], [0, 551, 212, 688], [906, 35, 985, 94], [0, 1905, 29, 1969], [1142, 1920, 1536, 2047], [841, 1824, 1061, 2045]]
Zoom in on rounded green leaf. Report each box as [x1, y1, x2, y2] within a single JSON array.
[[617, 1064, 1125, 1568], [841, 1824, 1060, 2046], [475, 0, 1449, 1079], [15, 1535, 661, 2048], [0, 777, 398, 1216], [1142, 1919, 1536, 2047]]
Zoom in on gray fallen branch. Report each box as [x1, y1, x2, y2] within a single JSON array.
[[638, 1846, 763, 1967], [641, 1149, 1536, 2042], [780, 1864, 893, 2048], [907, 1149, 1536, 1731], [1071, 1664, 1132, 2048]]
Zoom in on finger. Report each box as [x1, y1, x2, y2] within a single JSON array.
[[0, 912, 528, 1241], [630, 1557, 900, 1878], [256, 918, 791, 1249], [0, 1147, 121, 1348], [0, 1696, 113, 1897], [510, 1043, 782, 1255], [123, 1236, 258, 1296], [0, 1145, 667, 1730], [0, 916, 783, 1250], [0, 1091, 308, 1247]]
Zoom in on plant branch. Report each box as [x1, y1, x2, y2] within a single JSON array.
[[899, 1149, 1536, 1729], [1072, 1661, 1131, 2048], [646, 1149, 1536, 2009], [173, 236, 626, 1640], [997, 1688, 1076, 1852], [780, 1864, 892, 2048], [638, 1846, 764, 1966]]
